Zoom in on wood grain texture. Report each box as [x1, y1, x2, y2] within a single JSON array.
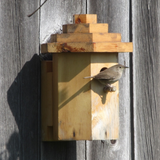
[[40, 0, 87, 44], [74, 14, 97, 23], [0, 0, 133, 159], [86, 0, 131, 160], [132, 0, 160, 159], [91, 53, 119, 140], [40, 0, 87, 159], [63, 23, 109, 33], [50, 33, 121, 43], [41, 53, 120, 141], [41, 42, 132, 53], [0, 0, 40, 159], [57, 53, 91, 140]]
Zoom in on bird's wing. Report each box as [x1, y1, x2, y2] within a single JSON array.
[[94, 69, 116, 80]]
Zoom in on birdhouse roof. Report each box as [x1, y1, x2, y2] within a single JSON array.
[[41, 14, 133, 53]]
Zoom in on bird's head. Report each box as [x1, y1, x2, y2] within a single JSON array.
[[111, 64, 129, 74]]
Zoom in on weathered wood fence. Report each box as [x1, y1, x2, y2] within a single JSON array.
[[0, 0, 159, 159]]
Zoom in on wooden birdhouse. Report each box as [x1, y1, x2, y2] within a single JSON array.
[[41, 14, 133, 141]]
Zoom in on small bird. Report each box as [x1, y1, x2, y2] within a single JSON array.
[[84, 64, 128, 86]]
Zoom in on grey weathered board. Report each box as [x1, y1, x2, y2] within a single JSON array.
[[132, 0, 160, 160], [1, 0, 159, 159], [0, 0, 40, 159], [40, 0, 86, 160], [86, 0, 132, 160]]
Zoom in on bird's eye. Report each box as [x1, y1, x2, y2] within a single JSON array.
[[119, 67, 121, 68]]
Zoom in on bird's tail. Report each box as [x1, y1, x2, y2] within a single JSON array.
[[83, 76, 94, 79]]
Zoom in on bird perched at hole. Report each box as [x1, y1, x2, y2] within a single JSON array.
[[84, 64, 128, 86]]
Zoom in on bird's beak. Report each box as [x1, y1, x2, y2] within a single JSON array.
[[124, 66, 129, 68]]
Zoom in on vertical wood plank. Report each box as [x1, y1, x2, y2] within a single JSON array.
[[0, 1, 132, 160], [0, 1, 20, 159], [58, 53, 91, 140], [91, 53, 119, 140], [16, 0, 40, 158], [40, 0, 87, 44], [40, 0, 87, 159], [87, 0, 131, 159], [0, 0, 40, 159], [132, 0, 160, 159]]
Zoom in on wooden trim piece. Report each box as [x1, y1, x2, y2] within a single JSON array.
[[41, 42, 133, 53], [63, 23, 108, 33], [94, 42, 133, 52], [74, 14, 97, 24], [50, 33, 121, 43]]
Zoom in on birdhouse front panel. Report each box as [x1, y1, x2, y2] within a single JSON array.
[[56, 53, 92, 140]]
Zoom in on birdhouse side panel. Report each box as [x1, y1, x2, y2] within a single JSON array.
[[91, 53, 119, 139], [52, 55, 59, 140], [41, 61, 55, 141]]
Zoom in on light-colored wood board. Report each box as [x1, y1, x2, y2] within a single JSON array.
[[91, 53, 119, 140], [41, 42, 132, 53], [86, 0, 131, 160], [0, 0, 40, 159], [50, 33, 121, 43], [63, 23, 108, 33], [74, 14, 97, 23], [133, 0, 160, 159], [94, 42, 132, 52], [41, 42, 94, 53], [58, 53, 91, 140]]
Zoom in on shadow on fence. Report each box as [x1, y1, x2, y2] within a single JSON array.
[[6, 54, 77, 160]]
